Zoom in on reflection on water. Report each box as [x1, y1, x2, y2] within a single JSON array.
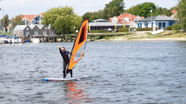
[[64, 81, 89, 104]]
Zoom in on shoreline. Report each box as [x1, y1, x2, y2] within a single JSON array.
[[95, 31, 186, 42], [95, 38, 186, 42], [107, 38, 186, 42]]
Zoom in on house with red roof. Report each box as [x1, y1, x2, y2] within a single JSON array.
[[21, 13, 43, 25], [109, 13, 144, 27]]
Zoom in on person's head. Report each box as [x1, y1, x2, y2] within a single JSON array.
[[61, 47, 66, 52]]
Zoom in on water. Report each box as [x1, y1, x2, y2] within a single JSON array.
[[0, 41, 186, 104]]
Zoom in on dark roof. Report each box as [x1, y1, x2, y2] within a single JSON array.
[[136, 15, 178, 22], [90, 19, 130, 27], [92, 19, 108, 22], [89, 22, 129, 27]]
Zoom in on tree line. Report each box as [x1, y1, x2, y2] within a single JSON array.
[[82, 0, 175, 21], [1, 0, 185, 35]]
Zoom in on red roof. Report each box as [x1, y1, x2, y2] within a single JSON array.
[[21, 15, 36, 22], [20, 14, 43, 22], [171, 10, 176, 14], [109, 13, 144, 24]]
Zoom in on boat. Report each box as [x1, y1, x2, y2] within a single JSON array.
[[31, 38, 40, 43], [11, 36, 22, 43], [0, 35, 9, 44], [8, 37, 23, 43], [0, 37, 9, 44]]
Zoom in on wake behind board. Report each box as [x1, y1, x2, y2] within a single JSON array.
[[44, 77, 80, 81], [44, 75, 88, 81]]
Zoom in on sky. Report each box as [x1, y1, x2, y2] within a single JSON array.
[[0, 0, 178, 18]]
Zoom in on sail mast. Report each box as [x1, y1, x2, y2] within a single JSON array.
[[67, 20, 88, 70]]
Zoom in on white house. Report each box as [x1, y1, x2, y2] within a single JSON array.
[[135, 15, 178, 30]]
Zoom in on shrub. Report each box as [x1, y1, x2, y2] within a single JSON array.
[[90, 30, 110, 33], [136, 28, 152, 31], [172, 23, 181, 32], [118, 27, 129, 32], [165, 26, 172, 30]]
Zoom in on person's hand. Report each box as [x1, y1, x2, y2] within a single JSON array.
[[58, 45, 61, 48]]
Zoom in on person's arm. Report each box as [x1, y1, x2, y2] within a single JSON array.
[[58, 45, 63, 55]]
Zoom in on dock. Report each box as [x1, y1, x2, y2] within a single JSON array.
[[32, 33, 126, 42]]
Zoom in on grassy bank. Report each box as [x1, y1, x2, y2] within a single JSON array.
[[99, 31, 186, 41]]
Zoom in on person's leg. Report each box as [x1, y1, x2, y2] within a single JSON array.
[[70, 70, 73, 78], [63, 62, 67, 78], [65, 69, 72, 78]]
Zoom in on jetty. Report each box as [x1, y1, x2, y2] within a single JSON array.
[[32, 33, 126, 42]]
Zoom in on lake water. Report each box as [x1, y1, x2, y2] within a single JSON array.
[[0, 41, 186, 104]]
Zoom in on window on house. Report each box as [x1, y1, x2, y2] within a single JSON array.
[[138, 23, 142, 28], [26, 31, 30, 37], [43, 30, 47, 36], [145, 23, 148, 28], [34, 30, 38, 36], [26, 28, 29, 31]]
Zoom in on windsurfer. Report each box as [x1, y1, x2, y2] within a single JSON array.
[[59, 45, 73, 78]]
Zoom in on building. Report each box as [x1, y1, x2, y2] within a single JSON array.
[[30, 25, 40, 36], [109, 13, 144, 27], [37, 25, 47, 36], [89, 19, 129, 31], [13, 24, 55, 38], [46, 25, 55, 36], [21, 13, 43, 25], [136, 15, 178, 30], [13, 25, 32, 37]]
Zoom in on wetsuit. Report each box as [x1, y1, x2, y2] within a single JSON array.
[[59, 48, 73, 78]]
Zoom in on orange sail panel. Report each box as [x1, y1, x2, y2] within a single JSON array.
[[68, 20, 88, 70]]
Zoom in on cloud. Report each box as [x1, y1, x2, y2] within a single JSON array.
[[0, 0, 61, 18]]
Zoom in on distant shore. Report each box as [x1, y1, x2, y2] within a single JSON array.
[[108, 37, 186, 41], [95, 31, 186, 42], [96, 38, 186, 42]]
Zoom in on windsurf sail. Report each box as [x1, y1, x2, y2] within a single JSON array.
[[67, 19, 88, 70]]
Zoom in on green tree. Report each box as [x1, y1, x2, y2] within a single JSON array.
[[12, 15, 24, 29], [139, 2, 156, 18], [153, 7, 171, 16], [125, 4, 142, 16], [103, 0, 124, 20], [126, 2, 173, 18], [82, 10, 104, 22], [54, 15, 82, 34], [1, 14, 9, 31], [177, 0, 186, 31], [126, 2, 156, 18], [42, 7, 82, 35]]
